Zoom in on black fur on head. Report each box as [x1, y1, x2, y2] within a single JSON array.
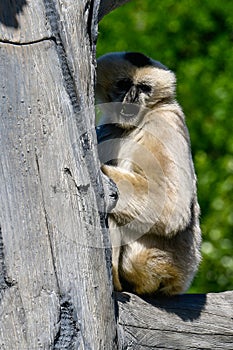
[[124, 52, 152, 68]]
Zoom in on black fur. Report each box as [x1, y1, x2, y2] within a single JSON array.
[[96, 124, 124, 144], [124, 52, 152, 68]]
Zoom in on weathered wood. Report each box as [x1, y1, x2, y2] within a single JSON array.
[[116, 291, 233, 349], [0, 0, 119, 349]]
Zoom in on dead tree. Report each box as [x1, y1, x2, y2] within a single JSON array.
[[0, 1, 232, 349], [0, 0, 129, 348]]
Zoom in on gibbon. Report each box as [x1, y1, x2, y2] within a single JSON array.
[[96, 52, 201, 295]]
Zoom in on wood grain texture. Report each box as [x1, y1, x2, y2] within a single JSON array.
[[116, 291, 233, 349], [0, 0, 50, 42], [0, 0, 118, 349]]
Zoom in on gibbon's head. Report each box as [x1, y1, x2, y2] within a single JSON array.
[[96, 52, 176, 109]]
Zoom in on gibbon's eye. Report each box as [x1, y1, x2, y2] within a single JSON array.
[[116, 78, 133, 92], [137, 83, 152, 94]]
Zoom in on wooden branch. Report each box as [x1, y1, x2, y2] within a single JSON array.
[[98, 0, 131, 21], [116, 291, 233, 349]]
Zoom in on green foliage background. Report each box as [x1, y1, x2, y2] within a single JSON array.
[[97, 0, 233, 293]]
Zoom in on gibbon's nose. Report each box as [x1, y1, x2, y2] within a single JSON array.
[[124, 85, 139, 104]]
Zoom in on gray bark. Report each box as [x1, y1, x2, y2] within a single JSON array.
[[116, 291, 233, 349], [0, 0, 119, 349]]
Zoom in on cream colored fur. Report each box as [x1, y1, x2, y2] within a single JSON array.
[[96, 52, 201, 295]]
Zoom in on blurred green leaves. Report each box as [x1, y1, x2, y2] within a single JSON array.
[[97, 0, 233, 293]]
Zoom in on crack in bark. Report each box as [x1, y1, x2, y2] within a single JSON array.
[[63, 167, 91, 226], [53, 295, 80, 350], [64, 167, 90, 195], [0, 225, 16, 294], [35, 153, 60, 296], [43, 0, 82, 117], [35, 154, 80, 347], [87, 0, 100, 58], [0, 36, 57, 46]]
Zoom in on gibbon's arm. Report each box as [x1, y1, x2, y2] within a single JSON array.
[[102, 159, 194, 238], [101, 164, 149, 219], [102, 125, 196, 236]]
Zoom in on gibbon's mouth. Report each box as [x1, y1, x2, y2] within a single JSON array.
[[119, 103, 140, 119]]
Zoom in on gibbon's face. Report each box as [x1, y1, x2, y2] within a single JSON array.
[[96, 52, 176, 111]]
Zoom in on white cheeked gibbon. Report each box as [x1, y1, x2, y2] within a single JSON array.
[[96, 52, 201, 296]]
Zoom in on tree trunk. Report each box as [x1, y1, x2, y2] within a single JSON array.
[[0, 0, 126, 348]]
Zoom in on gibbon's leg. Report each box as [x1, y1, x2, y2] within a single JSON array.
[[119, 241, 185, 295], [102, 164, 150, 291], [111, 246, 123, 291]]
